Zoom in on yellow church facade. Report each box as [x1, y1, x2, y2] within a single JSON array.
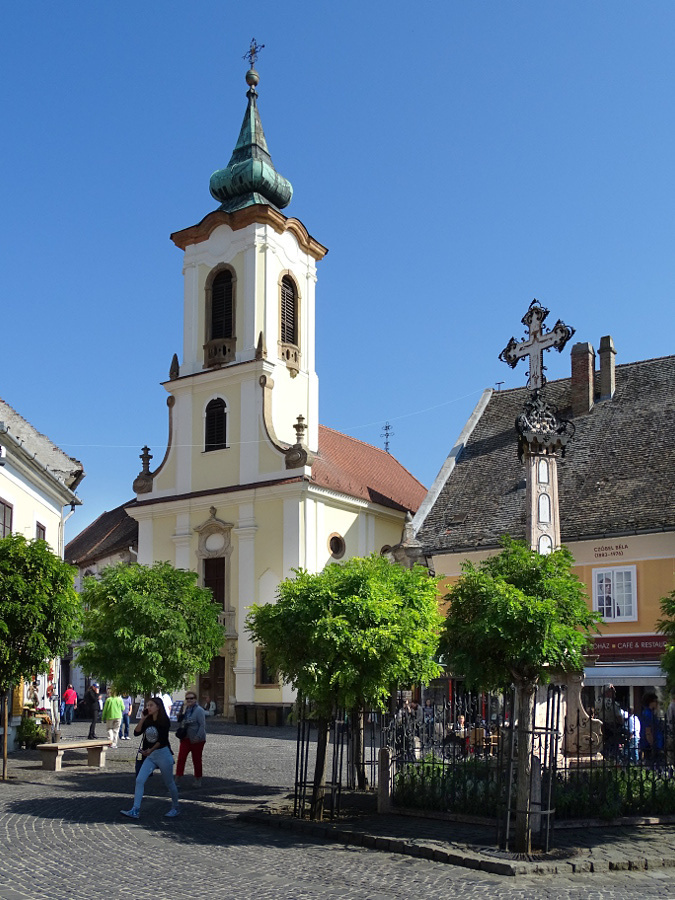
[[126, 62, 425, 721]]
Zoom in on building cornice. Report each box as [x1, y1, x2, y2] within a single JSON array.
[[170, 206, 328, 261]]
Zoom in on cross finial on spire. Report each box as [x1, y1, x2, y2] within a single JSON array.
[[244, 38, 265, 69], [499, 299, 575, 392]]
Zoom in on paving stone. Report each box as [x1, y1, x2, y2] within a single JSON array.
[[1, 722, 675, 898]]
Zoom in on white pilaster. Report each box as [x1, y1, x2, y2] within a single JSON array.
[[136, 518, 154, 565], [233, 503, 257, 703], [239, 378, 259, 483], [182, 261, 199, 375], [303, 496, 317, 573], [171, 512, 192, 569], [174, 392, 193, 495], [283, 497, 301, 577]]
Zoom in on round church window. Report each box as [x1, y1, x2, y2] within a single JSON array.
[[205, 532, 226, 553], [328, 533, 346, 559]]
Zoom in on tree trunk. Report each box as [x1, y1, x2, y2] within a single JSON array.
[[514, 682, 536, 854], [351, 706, 367, 790], [2, 690, 8, 781], [310, 716, 329, 821]]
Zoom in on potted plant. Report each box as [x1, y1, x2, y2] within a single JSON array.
[[16, 717, 47, 749]]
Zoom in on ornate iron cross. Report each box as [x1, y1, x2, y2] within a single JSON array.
[[499, 300, 575, 392], [244, 38, 265, 68]]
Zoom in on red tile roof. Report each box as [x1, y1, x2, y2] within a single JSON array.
[[312, 426, 426, 513]]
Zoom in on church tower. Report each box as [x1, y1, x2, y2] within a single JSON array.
[[127, 47, 426, 721]]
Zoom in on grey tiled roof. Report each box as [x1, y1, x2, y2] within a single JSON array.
[[0, 397, 84, 490], [416, 355, 675, 555]]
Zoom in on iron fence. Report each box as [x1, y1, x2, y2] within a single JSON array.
[[293, 681, 675, 849]]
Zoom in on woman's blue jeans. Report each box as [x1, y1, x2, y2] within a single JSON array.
[[134, 746, 179, 810]]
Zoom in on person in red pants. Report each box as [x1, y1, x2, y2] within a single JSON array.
[[175, 691, 206, 788]]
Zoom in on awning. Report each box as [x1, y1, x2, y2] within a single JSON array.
[[583, 663, 666, 687]]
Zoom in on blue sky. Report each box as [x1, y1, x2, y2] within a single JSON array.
[[1, 3, 673, 543]]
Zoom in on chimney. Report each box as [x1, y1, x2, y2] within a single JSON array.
[[570, 342, 595, 416], [599, 335, 616, 400]]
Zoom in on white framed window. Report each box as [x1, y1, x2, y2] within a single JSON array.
[[538, 534, 553, 555], [592, 565, 637, 622], [538, 493, 551, 524]]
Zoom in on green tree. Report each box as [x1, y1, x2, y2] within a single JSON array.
[[76, 562, 223, 698], [656, 588, 675, 690], [440, 537, 598, 853], [246, 555, 442, 818], [0, 534, 82, 780]]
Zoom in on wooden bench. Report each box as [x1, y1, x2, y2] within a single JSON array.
[[36, 739, 112, 772]]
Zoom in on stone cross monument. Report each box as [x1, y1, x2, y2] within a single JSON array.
[[500, 300, 575, 555], [500, 301, 602, 759]]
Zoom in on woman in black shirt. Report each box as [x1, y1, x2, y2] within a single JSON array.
[[120, 696, 179, 819]]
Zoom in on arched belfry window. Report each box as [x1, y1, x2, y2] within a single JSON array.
[[205, 398, 228, 452], [212, 271, 233, 340], [279, 274, 300, 376], [280, 276, 297, 345], [204, 267, 236, 368]]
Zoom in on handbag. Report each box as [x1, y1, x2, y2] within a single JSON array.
[[135, 739, 145, 776], [175, 708, 190, 741]]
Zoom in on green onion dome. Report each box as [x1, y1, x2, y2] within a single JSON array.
[[209, 68, 293, 213]]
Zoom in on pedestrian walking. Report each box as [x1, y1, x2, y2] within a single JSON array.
[[102, 690, 124, 749], [84, 682, 100, 739], [119, 694, 133, 741], [176, 690, 206, 788], [62, 684, 78, 725], [120, 696, 179, 819]]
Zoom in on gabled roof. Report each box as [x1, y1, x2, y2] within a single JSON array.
[[0, 397, 84, 491], [416, 355, 675, 555], [313, 426, 427, 514], [65, 501, 138, 566]]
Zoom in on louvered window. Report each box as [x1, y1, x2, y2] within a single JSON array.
[[0, 499, 12, 537], [205, 399, 227, 452], [280, 276, 297, 345], [211, 271, 233, 340]]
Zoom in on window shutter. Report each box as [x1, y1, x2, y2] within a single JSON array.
[[280, 277, 296, 345], [205, 399, 227, 451], [211, 272, 233, 340]]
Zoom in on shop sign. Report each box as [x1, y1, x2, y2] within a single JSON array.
[[592, 634, 666, 661]]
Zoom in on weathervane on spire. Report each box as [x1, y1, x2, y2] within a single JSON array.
[[244, 38, 265, 69]]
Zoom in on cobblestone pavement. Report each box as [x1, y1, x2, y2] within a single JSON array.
[[1, 722, 675, 899]]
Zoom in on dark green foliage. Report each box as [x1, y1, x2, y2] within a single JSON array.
[[15, 717, 47, 749], [555, 767, 675, 820], [441, 537, 599, 690], [656, 590, 675, 689], [394, 755, 503, 814], [246, 555, 443, 715], [0, 534, 81, 692], [76, 561, 224, 696]]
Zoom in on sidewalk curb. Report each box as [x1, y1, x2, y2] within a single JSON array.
[[241, 811, 675, 878]]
